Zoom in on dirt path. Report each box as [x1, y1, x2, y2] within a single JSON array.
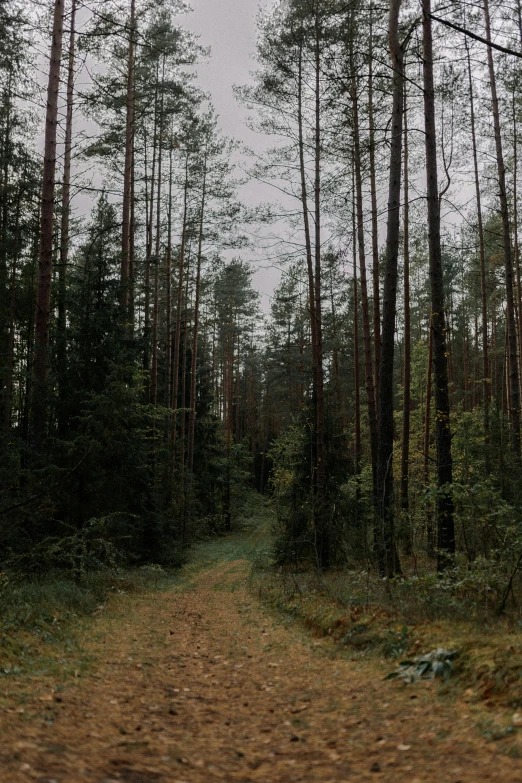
[[0, 526, 521, 782]]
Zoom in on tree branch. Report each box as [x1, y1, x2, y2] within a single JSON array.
[[429, 12, 522, 59]]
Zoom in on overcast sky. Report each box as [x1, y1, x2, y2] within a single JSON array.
[[181, 0, 262, 142], [178, 0, 281, 309]]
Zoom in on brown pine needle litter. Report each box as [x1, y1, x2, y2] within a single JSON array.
[[0, 524, 521, 782]]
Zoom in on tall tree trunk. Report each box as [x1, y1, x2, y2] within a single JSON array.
[[143, 80, 159, 380], [512, 89, 522, 409], [422, 0, 455, 569], [401, 79, 412, 544], [57, 0, 76, 436], [424, 311, 434, 556], [353, 191, 361, 494], [465, 36, 490, 468], [313, 8, 328, 568], [121, 0, 135, 310], [3, 190, 21, 433], [483, 0, 520, 453], [31, 0, 65, 450], [368, 5, 381, 401], [0, 75, 13, 412], [188, 150, 208, 473], [165, 140, 174, 408], [296, 41, 318, 374], [151, 56, 165, 408], [171, 154, 189, 456], [350, 35, 378, 496], [376, 0, 403, 577]]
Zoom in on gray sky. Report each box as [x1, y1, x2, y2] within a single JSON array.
[[178, 0, 281, 308], [181, 0, 262, 142]]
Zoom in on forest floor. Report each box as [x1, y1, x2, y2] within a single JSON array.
[[1, 510, 522, 782]]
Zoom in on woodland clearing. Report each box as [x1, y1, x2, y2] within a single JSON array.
[[0, 514, 522, 782]]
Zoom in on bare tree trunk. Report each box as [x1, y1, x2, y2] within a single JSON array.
[[57, 0, 76, 436], [165, 139, 174, 408], [483, 0, 520, 453], [151, 56, 165, 408], [353, 191, 361, 494], [424, 311, 434, 556], [368, 5, 381, 401], [466, 37, 490, 468], [296, 41, 318, 372], [422, 0, 455, 569], [31, 0, 65, 449], [143, 78, 159, 381], [188, 150, 208, 473], [376, 0, 403, 577], [129, 123, 135, 330], [313, 8, 328, 568], [512, 89, 522, 408], [121, 0, 135, 309], [401, 79, 412, 547], [350, 37, 378, 496], [171, 154, 189, 456], [3, 191, 21, 433]]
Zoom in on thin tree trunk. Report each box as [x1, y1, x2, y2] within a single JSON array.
[[512, 89, 522, 407], [3, 191, 21, 433], [151, 56, 165, 408], [376, 0, 403, 577], [188, 150, 208, 473], [401, 79, 412, 547], [296, 41, 318, 372], [31, 0, 65, 449], [0, 75, 13, 409], [422, 0, 455, 569], [121, 0, 135, 309], [353, 191, 361, 493], [57, 0, 76, 436], [483, 0, 520, 453], [165, 139, 174, 408], [350, 37, 378, 496], [466, 36, 490, 468], [424, 311, 434, 556], [143, 78, 159, 380], [313, 9, 328, 568], [171, 154, 189, 456], [368, 5, 381, 402], [129, 124, 135, 330]]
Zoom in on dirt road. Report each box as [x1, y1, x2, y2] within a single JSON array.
[[0, 526, 521, 782]]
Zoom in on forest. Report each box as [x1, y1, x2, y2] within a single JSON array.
[[2, 0, 522, 624]]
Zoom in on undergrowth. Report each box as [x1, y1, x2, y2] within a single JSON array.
[[252, 553, 522, 710], [0, 566, 174, 649]]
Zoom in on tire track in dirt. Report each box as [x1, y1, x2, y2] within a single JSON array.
[[0, 538, 521, 782]]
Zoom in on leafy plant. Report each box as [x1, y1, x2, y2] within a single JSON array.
[[387, 648, 458, 683]]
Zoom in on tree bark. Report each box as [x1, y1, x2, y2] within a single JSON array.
[[187, 149, 208, 473], [401, 79, 412, 546], [483, 0, 520, 453], [151, 56, 165, 408], [313, 7, 328, 568], [171, 154, 189, 456], [368, 6, 381, 402], [31, 0, 65, 450], [465, 36, 490, 468], [353, 185, 361, 495], [57, 0, 76, 437], [350, 34, 378, 497], [121, 0, 135, 310], [422, 0, 455, 569], [165, 138, 174, 409], [376, 0, 403, 577]]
